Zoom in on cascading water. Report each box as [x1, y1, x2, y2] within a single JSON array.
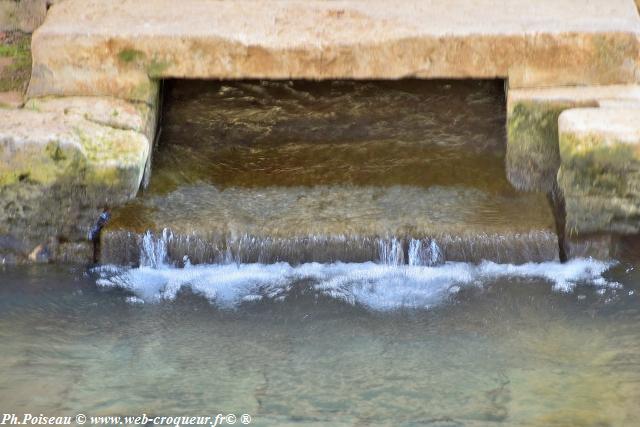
[[94, 79, 619, 310], [140, 229, 172, 268], [133, 230, 447, 267], [408, 238, 444, 266]]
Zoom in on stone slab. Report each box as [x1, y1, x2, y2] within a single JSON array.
[[558, 107, 640, 234], [506, 85, 640, 192], [508, 85, 640, 111], [0, 108, 150, 187], [28, 0, 640, 101], [0, 107, 151, 256]]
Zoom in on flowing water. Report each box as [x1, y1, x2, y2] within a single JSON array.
[[2, 80, 640, 426], [102, 80, 558, 265]]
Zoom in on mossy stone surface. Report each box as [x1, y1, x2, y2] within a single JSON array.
[[559, 131, 640, 234], [506, 101, 576, 192], [0, 32, 31, 93]]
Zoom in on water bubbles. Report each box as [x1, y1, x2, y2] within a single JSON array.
[[96, 258, 616, 311]]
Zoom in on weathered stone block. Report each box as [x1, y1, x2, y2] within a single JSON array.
[[507, 101, 573, 192], [0, 107, 151, 255], [506, 85, 640, 192], [558, 107, 640, 234], [27, 0, 640, 101]]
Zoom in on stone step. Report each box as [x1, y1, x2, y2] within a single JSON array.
[[28, 0, 640, 101]]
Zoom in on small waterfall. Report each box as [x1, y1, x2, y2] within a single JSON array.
[[140, 229, 172, 268], [408, 239, 444, 266], [100, 229, 559, 266], [379, 238, 404, 265]]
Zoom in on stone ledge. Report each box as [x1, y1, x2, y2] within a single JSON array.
[[24, 96, 157, 141], [558, 107, 640, 234], [0, 108, 150, 188]]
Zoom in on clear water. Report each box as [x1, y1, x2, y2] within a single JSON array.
[[1, 258, 639, 426]]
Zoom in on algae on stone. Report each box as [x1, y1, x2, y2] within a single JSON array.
[[558, 108, 640, 235], [506, 102, 568, 192], [504, 84, 640, 193], [118, 48, 145, 64], [0, 32, 31, 93]]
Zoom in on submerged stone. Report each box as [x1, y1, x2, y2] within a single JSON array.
[[100, 80, 559, 266], [101, 185, 560, 265], [565, 234, 620, 260], [558, 107, 640, 234]]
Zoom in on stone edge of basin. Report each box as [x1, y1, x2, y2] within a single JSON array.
[[506, 85, 640, 258], [0, 95, 157, 264]]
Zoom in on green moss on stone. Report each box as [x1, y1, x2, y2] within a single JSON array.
[[559, 131, 640, 234], [130, 80, 155, 102], [506, 101, 570, 191], [24, 99, 41, 112], [118, 48, 145, 64], [559, 132, 637, 196], [0, 33, 31, 93], [146, 58, 171, 78], [45, 141, 68, 162]]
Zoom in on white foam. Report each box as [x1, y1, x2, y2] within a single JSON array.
[[94, 258, 617, 311]]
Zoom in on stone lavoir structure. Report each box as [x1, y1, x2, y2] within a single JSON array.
[[2, 0, 640, 262]]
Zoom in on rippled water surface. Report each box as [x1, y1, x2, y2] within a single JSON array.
[[1, 259, 640, 426]]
